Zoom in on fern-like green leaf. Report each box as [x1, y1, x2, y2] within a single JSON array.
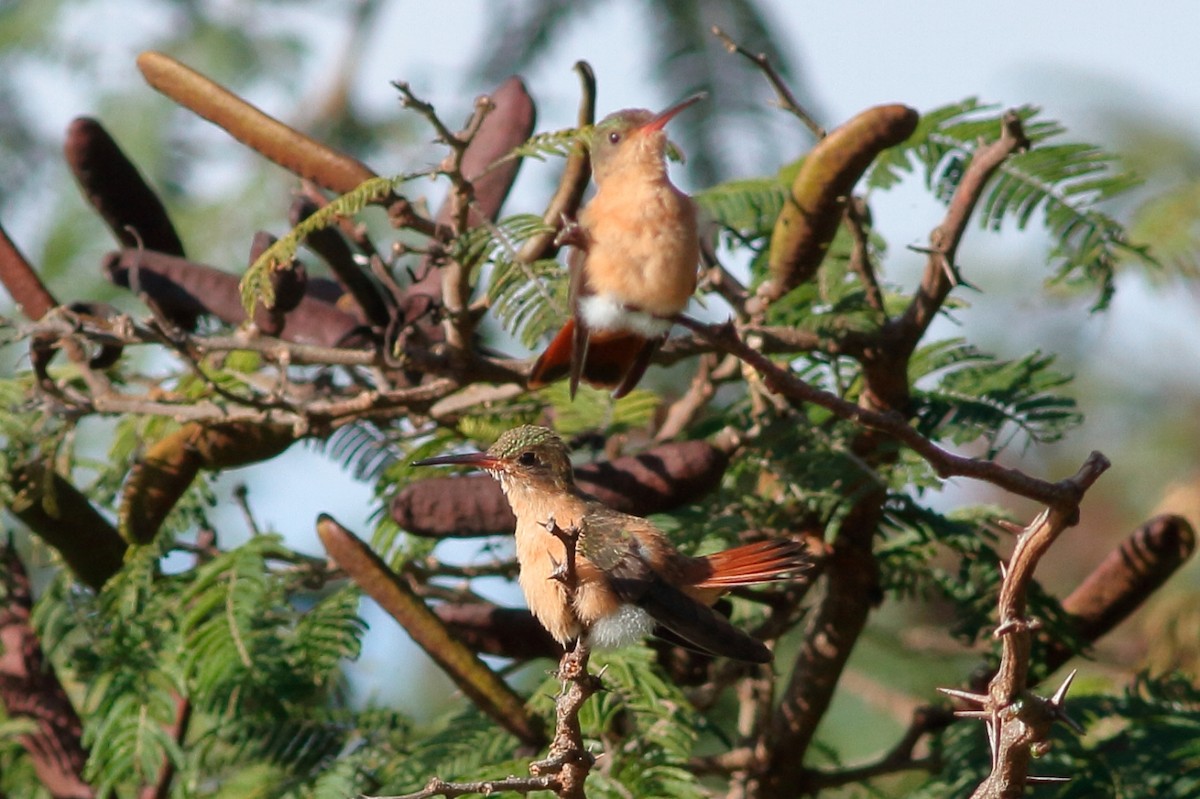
[[477, 212, 564, 347], [487, 255, 566, 348], [545, 381, 659, 438], [496, 125, 588, 164], [868, 99, 1154, 308], [694, 176, 787, 237], [911, 338, 1081, 455], [240, 175, 397, 313]]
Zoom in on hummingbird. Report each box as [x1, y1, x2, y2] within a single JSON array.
[[526, 94, 704, 399], [414, 425, 808, 663]]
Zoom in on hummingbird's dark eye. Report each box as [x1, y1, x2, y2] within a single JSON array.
[[608, 131, 621, 144], [518, 451, 539, 467]]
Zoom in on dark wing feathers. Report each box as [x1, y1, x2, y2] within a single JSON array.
[[582, 511, 772, 663]]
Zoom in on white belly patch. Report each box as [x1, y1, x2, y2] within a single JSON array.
[[579, 295, 673, 338], [587, 604, 656, 649]]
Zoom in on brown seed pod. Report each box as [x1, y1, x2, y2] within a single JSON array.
[[432, 602, 562, 660], [9, 461, 128, 590], [316, 514, 546, 747], [759, 104, 919, 305], [393, 439, 729, 538], [136, 51, 377, 195], [119, 422, 297, 544], [104, 249, 369, 347], [0, 222, 57, 321], [64, 116, 186, 256]]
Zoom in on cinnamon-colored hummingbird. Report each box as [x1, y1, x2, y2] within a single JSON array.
[[527, 95, 704, 399], [414, 425, 807, 662]]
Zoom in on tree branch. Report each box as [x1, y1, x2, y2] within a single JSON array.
[[676, 316, 1095, 508], [0, 542, 94, 799], [890, 111, 1030, 355], [950, 453, 1109, 798], [710, 26, 824, 138]]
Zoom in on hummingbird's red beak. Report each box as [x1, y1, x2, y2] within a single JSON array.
[[412, 451, 500, 470], [640, 92, 707, 133]]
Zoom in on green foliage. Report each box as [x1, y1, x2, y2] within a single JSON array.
[[456, 211, 565, 349], [382, 708, 524, 792], [870, 98, 1155, 308], [695, 175, 787, 238], [498, 126, 588, 163], [24, 535, 374, 798], [910, 338, 1082, 457]]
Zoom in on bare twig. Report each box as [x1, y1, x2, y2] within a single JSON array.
[[395, 83, 494, 353], [377, 775, 561, 799], [654, 354, 717, 441], [513, 60, 595, 266], [845, 197, 887, 316], [711, 26, 825, 139]]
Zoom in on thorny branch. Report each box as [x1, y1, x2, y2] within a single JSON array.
[[800, 513, 1195, 791], [941, 451, 1108, 798]]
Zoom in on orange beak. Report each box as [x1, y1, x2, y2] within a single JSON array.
[[412, 451, 501, 470], [639, 92, 707, 133]]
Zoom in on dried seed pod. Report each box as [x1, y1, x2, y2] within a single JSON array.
[[119, 422, 297, 544], [1044, 514, 1196, 670], [9, 461, 128, 589], [759, 104, 919, 305], [0, 222, 56, 321], [64, 116, 185, 256], [432, 602, 562, 660], [104, 249, 369, 347], [137, 51, 378, 195], [317, 514, 545, 747]]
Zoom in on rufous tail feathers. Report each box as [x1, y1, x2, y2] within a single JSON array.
[[691, 539, 809, 590], [528, 318, 660, 399]]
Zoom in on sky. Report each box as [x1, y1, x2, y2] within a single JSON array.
[[7, 0, 1200, 710]]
